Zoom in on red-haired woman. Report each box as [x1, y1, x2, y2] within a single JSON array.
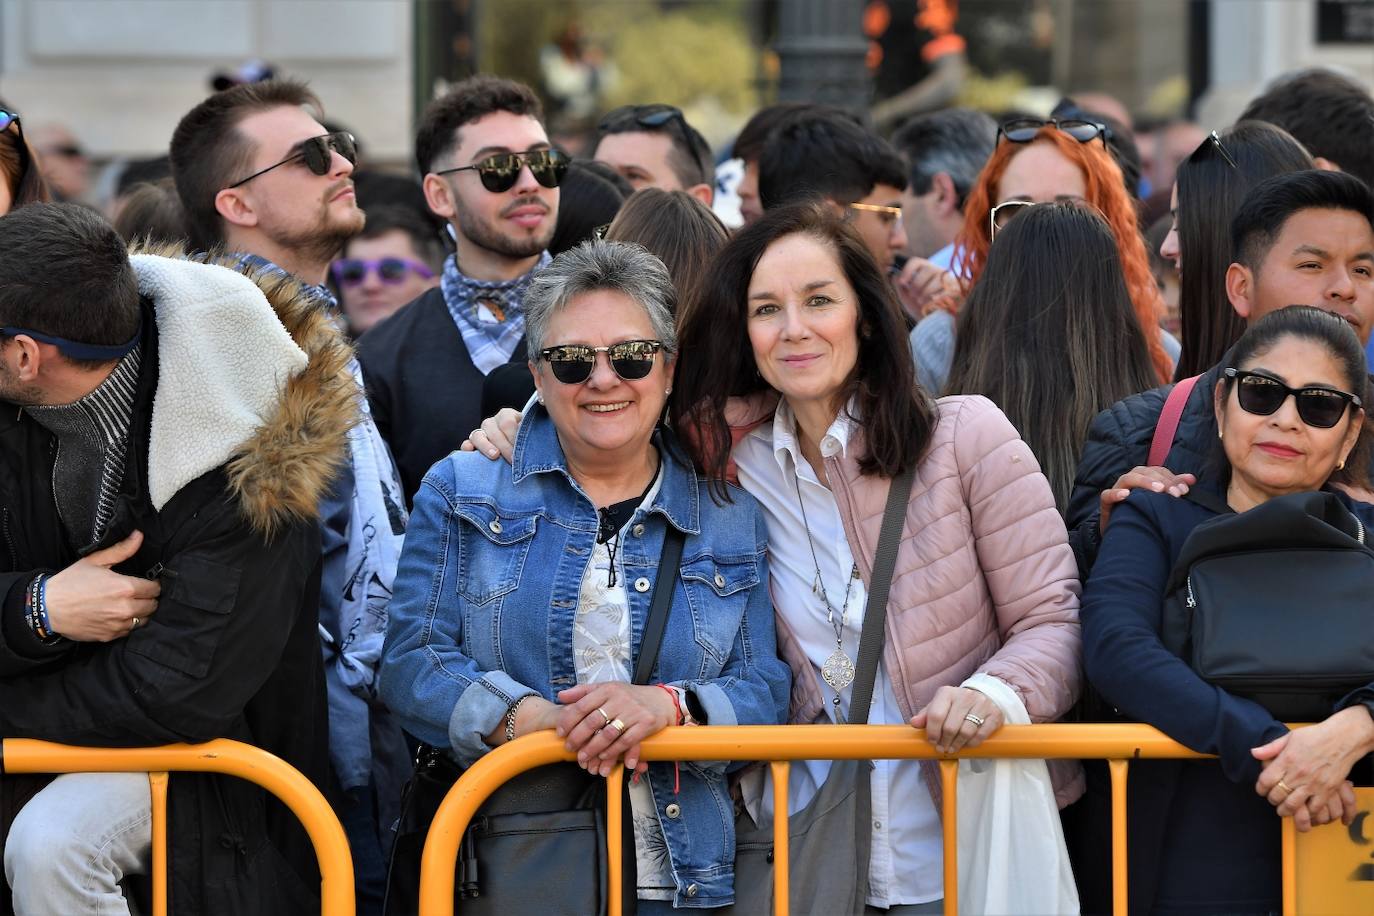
[[909, 118, 1175, 394], [0, 104, 51, 215]]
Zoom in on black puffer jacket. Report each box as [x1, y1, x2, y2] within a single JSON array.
[[0, 249, 356, 915], [1066, 363, 1225, 578]]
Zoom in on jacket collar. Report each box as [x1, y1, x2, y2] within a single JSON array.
[[512, 404, 701, 535]]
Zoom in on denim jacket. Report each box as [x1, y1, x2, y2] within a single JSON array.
[[379, 407, 791, 908]]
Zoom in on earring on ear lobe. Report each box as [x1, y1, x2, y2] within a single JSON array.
[[1338, 458, 1347, 471], [665, 387, 672, 396], [537, 393, 545, 405], [1218, 427, 1224, 441]]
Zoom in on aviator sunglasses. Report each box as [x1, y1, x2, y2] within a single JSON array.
[[1224, 368, 1362, 429], [540, 339, 664, 385], [227, 131, 357, 188], [331, 257, 435, 287], [434, 148, 570, 193]]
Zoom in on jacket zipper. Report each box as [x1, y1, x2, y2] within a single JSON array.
[[1, 508, 14, 568], [1185, 575, 1196, 609]]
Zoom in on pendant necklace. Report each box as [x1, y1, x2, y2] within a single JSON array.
[[792, 468, 860, 704]]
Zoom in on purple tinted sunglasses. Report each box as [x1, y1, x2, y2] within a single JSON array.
[[331, 257, 435, 287]]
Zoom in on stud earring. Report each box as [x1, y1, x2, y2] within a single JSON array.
[[537, 393, 545, 405], [665, 387, 672, 396], [1338, 458, 1347, 471]]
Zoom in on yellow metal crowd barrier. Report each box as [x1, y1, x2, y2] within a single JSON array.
[[0, 738, 354, 916], [417, 723, 1320, 916]]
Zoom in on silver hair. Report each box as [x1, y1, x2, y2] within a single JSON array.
[[523, 240, 678, 356]]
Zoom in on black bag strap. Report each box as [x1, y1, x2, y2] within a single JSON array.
[[847, 465, 917, 725], [633, 526, 686, 685]]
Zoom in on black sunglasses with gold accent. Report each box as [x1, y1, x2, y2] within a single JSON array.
[[540, 339, 663, 385], [227, 131, 357, 189], [434, 149, 570, 193], [997, 117, 1107, 147], [1224, 368, 1362, 429]]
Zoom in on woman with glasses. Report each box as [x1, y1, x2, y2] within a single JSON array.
[[378, 240, 790, 913], [1080, 306, 1374, 913], [1162, 121, 1313, 379], [910, 117, 1175, 395], [331, 204, 444, 336], [0, 105, 52, 215], [944, 202, 1160, 514]]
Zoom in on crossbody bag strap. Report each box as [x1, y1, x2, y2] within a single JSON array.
[[633, 526, 687, 685], [1147, 374, 1201, 468], [847, 464, 917, 725]]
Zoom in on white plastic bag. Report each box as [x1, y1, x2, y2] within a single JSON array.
[[956, 673, 1080, 915]]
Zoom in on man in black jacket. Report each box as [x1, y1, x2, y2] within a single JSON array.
[[1068, 170, 1374, 575], [0, 204, 354, 915], [356, 75, 561, 501]]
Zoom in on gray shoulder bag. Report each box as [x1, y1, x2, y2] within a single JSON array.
[[728, 465, 916, 916]]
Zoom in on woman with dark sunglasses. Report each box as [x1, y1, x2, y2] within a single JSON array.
[[1079, 306, 1374, 913], [0, 105, 52, 215], [909, 117, 1176, 396], [378, 240, 790, 913]]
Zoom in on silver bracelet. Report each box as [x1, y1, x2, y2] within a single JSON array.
[[504, 695, 534, 744]]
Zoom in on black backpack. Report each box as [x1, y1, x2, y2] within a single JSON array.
[[1161, 489, 1374, 721]]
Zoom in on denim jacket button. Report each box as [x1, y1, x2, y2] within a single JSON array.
[[632, 524, 646, 537], [634, 577, 651, 592], [713, 573, 726, 588], [665, 803, 681, 819], [686, 884, 698, 897], [488, 519, 503, 534]]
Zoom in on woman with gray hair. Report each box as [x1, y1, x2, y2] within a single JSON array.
[[380, 240, 791, 912]]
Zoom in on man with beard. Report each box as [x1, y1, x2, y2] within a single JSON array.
[[170, 80, 410, 914], [356, 75, 564, 500]]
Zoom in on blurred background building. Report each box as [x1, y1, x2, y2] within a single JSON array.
[[0, 0, 1370, 201]]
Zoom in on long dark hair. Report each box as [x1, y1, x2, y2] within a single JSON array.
[[1221, 305, 1373, 490], [945, 202, 1158, 511], [1173, 121, 1313, 379], [671, 201, 934, 496]]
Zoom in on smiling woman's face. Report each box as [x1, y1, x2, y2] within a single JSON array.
[[1217, 333, 1364, 505]]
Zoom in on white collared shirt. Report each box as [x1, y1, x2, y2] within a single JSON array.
[[733, 400, 942, 907]]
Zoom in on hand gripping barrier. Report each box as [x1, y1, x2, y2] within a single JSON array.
[[418, 723, 1315, 916], [0, 738, 354, 916]]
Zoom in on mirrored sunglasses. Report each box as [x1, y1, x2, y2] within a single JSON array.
[[540, 339, 663, 385], [435, 148, 570, 193], [1225, 368, 1362, 429], [331, 257, 435, 287], [997, 117, 1107, 147], [227, 131, 357, 189]]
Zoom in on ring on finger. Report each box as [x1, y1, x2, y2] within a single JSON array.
[[131, 617, 142, 629], [1277, 779, 1294, 796], [608, 718, 627, 734], [964, 712, 985, 727], [596, 706, 612, 727]]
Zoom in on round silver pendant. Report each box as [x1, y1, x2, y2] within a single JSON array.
[[821, 649, 855, 692]]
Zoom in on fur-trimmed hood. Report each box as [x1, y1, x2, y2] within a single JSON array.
[[128, 242, 356, 536]]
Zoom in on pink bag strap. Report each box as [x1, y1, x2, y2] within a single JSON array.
[[1148, 374, 1200, 468]]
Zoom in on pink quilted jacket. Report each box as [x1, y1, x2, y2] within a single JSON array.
[[727, 393, 1085, 807]]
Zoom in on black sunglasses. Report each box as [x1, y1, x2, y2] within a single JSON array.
[[539, 339, 663, 385], [434, 148, 570, 193], [1225, 368, 1363, 429], [1189, 129, 1238, 170], [227, 131, 357, 189], [997, 117, 1107, 147]]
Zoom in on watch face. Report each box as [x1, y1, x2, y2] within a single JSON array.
[[684, 688, 706, 725]]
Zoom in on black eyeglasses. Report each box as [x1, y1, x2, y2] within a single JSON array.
[[227, 131, 357, 189], [1225, 368, 1362, 429], [1190, 129, 1238, 170], [434, 148, 570, 193], [997, 117, 1107, 147], [539, 339, 663, 385]]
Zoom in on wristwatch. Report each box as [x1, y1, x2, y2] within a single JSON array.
[[679, 686, 706, 726]]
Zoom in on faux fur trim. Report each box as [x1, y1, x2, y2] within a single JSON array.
[[130, 242, 357, 537]]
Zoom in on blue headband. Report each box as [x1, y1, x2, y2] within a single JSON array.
[[1, 320, 141, 362]]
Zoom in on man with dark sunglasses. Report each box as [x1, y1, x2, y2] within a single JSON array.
[[1068, 169, 1374, 578], [171, 79, 410, 914], [356, 74, 561, 503], [593, 103, 714, 204]]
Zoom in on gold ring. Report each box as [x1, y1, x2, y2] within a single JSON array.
[[596, 707, 611, 726], [964, 713, 985, 727], [608, 718, 627, 733], [132, 617, 142, 629], [1277, 779, 1294, 795]]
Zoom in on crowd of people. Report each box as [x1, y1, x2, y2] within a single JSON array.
[[0, 58, 1372, 916]]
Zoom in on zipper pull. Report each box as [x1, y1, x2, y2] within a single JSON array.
[[1185, 576, 1196, 609]]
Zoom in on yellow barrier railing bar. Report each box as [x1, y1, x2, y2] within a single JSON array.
[[1282, 817, 1297, 916], [149, 771, 170, 916], [1, 738, 354, 916], [422, 723, 1235, 916]]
